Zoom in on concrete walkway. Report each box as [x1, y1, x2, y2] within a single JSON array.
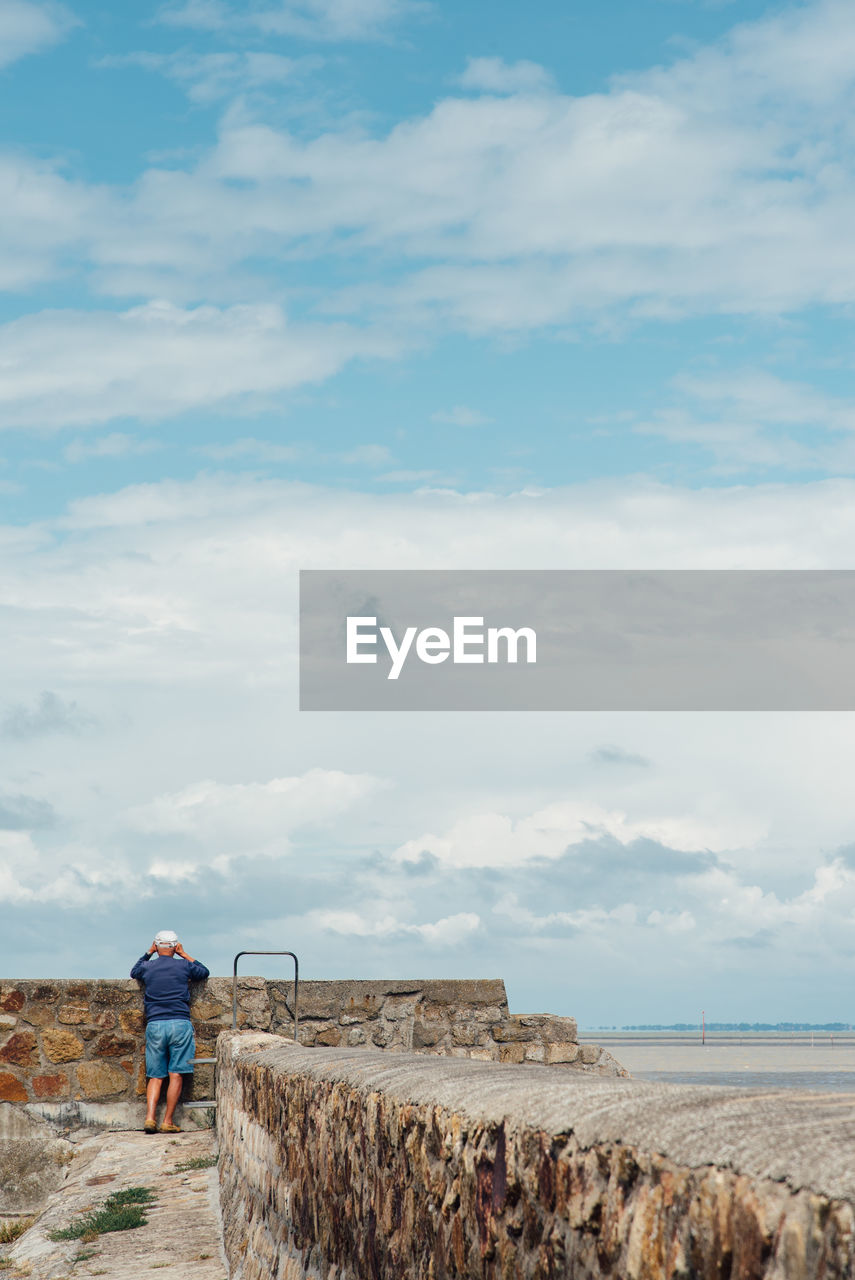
[[7, 1128, 227, 1280]]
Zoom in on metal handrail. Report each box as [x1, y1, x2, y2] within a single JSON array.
[[232, 950, 299, 1041]]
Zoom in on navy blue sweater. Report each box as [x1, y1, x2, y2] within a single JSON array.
[[130, 953, 210, 1023]]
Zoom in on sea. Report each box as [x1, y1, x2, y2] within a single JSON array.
[[577, 1031, 855, 1093]]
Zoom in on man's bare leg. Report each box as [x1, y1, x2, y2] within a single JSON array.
[[145, 1076, 163, 1127], [162, 1072, 183, 1127]]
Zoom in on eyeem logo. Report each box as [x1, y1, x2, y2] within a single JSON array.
[[347, 616, 537, 680]]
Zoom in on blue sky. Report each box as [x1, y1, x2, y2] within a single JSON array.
[[3, 0, 855, 1026]]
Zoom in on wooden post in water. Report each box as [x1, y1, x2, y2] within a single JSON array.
[[702, 1010, 705, 1045]]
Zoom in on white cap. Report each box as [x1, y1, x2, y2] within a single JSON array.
[[154, 929, 179, 946]]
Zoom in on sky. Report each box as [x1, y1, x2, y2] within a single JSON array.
[[3, 0, 855, 1027]]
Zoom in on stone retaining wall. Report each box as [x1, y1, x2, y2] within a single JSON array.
[[217, 1032, 855, 1280], [0, 978, 622, 1113], [0, 977, 259, 1110], [268, 979, 623, 1073]]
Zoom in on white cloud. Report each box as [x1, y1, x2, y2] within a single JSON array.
[[4, 470, 855, 1011], [99, 51, 318, 105], [311, 907, 480, 945], [0, 153, 100, 291], [64, 433, 161, 463], [458, 57, 555, 96], [2, 690, 96, 739], [337, 443, 392, 465], [393, 800, 764, 870], [196, 437, 300, 463], [633, 371, 855, 474], [128, 768, 382, 853], [157, 0, 425, 41], [5, 1, 855, 338], [0, 0, 76, 69], [431, 405, 491, 427], [0, 301, 399, 429]]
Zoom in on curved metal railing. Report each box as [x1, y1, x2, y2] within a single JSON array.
[[232, 950, 299, 1041]]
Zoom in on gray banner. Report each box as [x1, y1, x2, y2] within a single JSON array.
[[299, 570, 855, 710]]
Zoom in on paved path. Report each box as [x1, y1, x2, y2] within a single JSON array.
[[8, 1128, 227, 1280]]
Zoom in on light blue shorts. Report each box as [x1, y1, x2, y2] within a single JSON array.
[[145, 1019, 195, 1077]]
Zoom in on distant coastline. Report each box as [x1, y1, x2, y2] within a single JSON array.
[[586, 1022, 853, 1032]]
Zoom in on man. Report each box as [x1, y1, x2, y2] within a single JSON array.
[[130, 930, 210, 1134]]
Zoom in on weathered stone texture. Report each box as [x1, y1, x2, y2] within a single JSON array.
[[217, 1034, 855, 1280], [57, 1002, 90, 1024], [0, 1072, 28, 1101], [31, 1073, 68, 1098], [269, 981, 621, 1074], [0, 1031, 38, 1066], [42, 1028, 85, 1063], [76, 1060, 131, 1098]]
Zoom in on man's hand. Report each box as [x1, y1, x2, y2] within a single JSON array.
[[148, 940, 157, 954], [174, 942, 195, 961]]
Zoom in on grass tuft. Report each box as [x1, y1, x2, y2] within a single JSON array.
[[0, 1219, 35, 1245], [102, 1188, 155, 1209], [173, 1155, 217, 1172], [47, 1187, 156, 1242]]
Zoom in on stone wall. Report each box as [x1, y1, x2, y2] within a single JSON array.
[[217, 1032, 855, 1280], [268, 979, 624, 1073], [0, 977, 254, 1112], [0, 978, 623, 1116]]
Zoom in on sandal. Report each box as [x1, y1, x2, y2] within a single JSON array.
[[159, 1123, 182, 1133], [143, 1120, 157, 1134]]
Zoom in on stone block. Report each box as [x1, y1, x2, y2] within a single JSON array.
[[516, 1014, 578, 1042], [236, 989, 271, 1028], [57, 1004, 90, 1024], [119, 1009, 144, 1034], [578, 1045, 601, 1065], [498, 1043, 526, 1064], [491, 1020, 537, 1043], [0, 1032, 38, 1067], [66, 983, 89, 998], [95, 1011, 117, 1029], [382, 997, 417, 1021], [292, 988, 346, 1020], [451, 1023, 487, 1047], [342, 995, 381, 1021], [20, 1005, 56, 1027], [523, 1045, 546, 1063], [91, 985, 134, 1006], [545, 1043, 580, 1065], [0, 1014, 17, 1030], [417, 980, 508, 1009], [93, 1033, 135, 1058], [0, 1071, 27, 1101], [315, 1026, 342, 1047], [1, 990, 25, 1012], [190, 999, 227, 1022], [76, 1061, 131, 1098], [412, 1021, 442, 1049], [32, 1073, 69, 1098], [42, 1028, 85, 1063], [30, 984, 59, 1002], [347, 1027, 367, 1046]]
